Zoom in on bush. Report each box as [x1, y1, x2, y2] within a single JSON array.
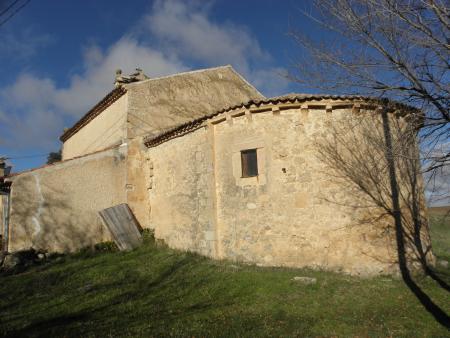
[[142, 228, 155, 244], [94, 241, 118, 252]]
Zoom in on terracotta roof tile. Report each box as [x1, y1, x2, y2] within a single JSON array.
[[144, 94, 418, 148]]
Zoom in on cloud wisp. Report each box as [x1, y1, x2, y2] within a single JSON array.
[[0, 37, 186, 149], [0, 0, 289, 153], [144, 0, 289, 93]]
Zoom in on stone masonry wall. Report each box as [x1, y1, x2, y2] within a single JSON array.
[[144, 101, 432, 276], [125, 66, 263, 139], [145, 128, 217, 257], [212, 107, 398, 275]]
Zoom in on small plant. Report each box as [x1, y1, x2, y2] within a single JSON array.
[[142, 228, 155, 244], [94, 241, 118, 252]]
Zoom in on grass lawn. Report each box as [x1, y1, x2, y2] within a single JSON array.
[[429, 206, 450, 264], [0, 211, 449, 337]]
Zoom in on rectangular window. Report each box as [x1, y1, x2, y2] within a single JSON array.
[[241, 149, 258, 177]]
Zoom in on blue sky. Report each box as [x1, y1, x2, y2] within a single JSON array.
[[0, 0, 448, 206], [0, 0, 318, 172]]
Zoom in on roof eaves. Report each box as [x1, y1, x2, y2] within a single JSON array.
[[122, 65, 235, 88], [143, 94, 419, 148], [60, 86, 127, 142]]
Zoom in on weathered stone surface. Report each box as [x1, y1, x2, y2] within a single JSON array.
[[7, 147, 126, 252], [63, 65, 263, 161], [292, 276, 317, 284], [143, 102, 433, 276], [5, 66, 433, 277], [125, 66, 264, 139]]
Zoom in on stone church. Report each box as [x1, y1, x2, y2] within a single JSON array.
[[0, 66, 434, 275]]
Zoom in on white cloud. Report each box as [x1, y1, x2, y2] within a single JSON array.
[[0, 37, 187, 149], [0, 26, 53, 60], [145, 0, 269, 74], [249, 67, 291, 97], [144, 0, 290, 96], [53, 37, 186, 117], [4, 74, 57, 110], [0, 0, 291, 152]]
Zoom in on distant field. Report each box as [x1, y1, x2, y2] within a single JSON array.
[[0, 216, 448, 337], [429, 206, 450, 216], [429, 206, 450, 261]]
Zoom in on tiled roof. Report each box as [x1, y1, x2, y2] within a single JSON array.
[[60, 86, 127, 142], [144, 94, 418, 148], [60, 65, 264, 143]]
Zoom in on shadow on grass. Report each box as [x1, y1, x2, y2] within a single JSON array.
[[316, 108, 450, 328], [2, 254, 243, 337]]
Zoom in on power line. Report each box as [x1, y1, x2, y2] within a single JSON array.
[[0, 0, 30, 27], [0, 0, 20, 17], [1, 153, 48, 160]]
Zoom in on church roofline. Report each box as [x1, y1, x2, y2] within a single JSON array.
[[123, 65, 264, 98], [143, 94, 420, 148], [60, 65, 263, 143], [60, 86, 127, 142]]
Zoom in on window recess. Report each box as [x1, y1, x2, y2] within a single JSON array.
[[241, 149, 258, 177]]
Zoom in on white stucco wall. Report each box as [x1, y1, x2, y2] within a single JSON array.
[[62, 94, 128, 160], [8, 146, 127, 252]]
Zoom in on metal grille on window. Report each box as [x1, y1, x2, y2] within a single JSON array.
[[241, 149, 258, 177]]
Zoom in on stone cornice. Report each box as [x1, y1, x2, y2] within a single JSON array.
[[144, 95, 420, 148]]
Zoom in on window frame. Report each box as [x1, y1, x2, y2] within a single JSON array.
[[231, 136, 266, 187], [240, 148, 258, 178]]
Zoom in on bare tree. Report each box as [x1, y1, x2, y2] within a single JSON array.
[[290, 0, 449, 204], [314, 104, 449, 326]]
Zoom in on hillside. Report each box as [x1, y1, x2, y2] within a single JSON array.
[[0, 212, 449, 337]]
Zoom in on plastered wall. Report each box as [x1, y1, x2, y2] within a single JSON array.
[[62, 94, 128, 160], [8, 146, 127, 252]]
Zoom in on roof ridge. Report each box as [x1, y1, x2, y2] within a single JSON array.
[[60, 65, 262, 143], [123, 65, 234, 87]]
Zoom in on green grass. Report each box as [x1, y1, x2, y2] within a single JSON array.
[[0, 219, 449, 337], [429, 206, 450, 262]]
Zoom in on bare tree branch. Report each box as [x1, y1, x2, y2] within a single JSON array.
[[290, 0, 450, 205]]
